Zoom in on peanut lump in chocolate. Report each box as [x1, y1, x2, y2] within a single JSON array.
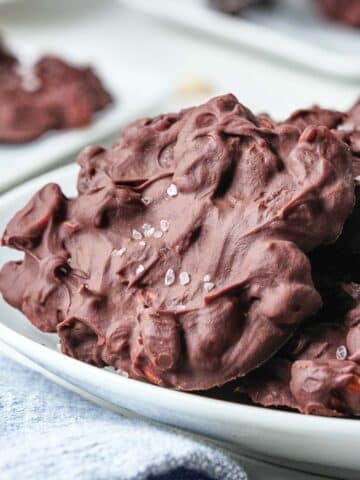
[[282, 99, 360, 174]]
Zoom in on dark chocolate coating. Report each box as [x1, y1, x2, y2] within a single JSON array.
[[0, 38, 17, 69], [0, 94, 354, 391], [341, 100, 360, 160], [282, 100, 360, 172], [308, 187, 360, 280], [237, 285, 360, 417], [283, 106, 345, 133], [235, 150, 360, 417], [315, 0, 360, 28], [0, 49, 112, 143], [236, 234, 360, 416]]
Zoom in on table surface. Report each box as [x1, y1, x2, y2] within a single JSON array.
[[0, 341, 333, 480]]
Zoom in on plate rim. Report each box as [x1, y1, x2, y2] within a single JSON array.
[[1, 318, 360, 435], [119, 0, 360, 80]]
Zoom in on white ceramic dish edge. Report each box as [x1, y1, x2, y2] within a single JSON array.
[[119, 0, 360, 80]]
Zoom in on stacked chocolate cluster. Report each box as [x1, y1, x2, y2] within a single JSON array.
[[1, 92, 360, 417]]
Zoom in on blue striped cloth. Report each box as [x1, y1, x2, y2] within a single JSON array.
[[0, 354, 247, 480]]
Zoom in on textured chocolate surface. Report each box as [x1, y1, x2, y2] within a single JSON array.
[[282, 101, 360, 174], [283, 106, 345, 133], [237, 283, 360, 416], [342, 100, 360, 159], [236, 181, 360, 416], [0, 94, 355, 391], [0, 38, 17, 69], [0, 42, 112, 144], [315, 0, 360, 27]]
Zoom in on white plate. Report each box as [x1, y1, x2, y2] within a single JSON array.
[[120, 0, 360, 80], [0, 65, 171, 193], [0, 164, 360, 479]]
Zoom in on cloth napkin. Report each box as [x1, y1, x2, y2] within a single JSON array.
[[0, 353, 247, 480]]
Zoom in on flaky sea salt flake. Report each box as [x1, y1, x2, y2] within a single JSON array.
[[153, 230, 163, 239], [336, 345, 347, 360], [165, 268, 175, 286], [204, 281, 215, 292], [136, 264, 145, 275], [144, 227, 155, 238], [112, 247, 127, 257], [132, 229, 142, 240], [179, 271, 190, 286], [160, 219, 170, 232], [174, 304, 186, 311], [337, 122, 354, 133], [16, 65, 41, 92], [141, 196, 152, 206], [167, 184, 178, 197]]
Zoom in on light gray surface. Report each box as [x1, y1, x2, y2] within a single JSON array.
[[0, 342, 335, 480], [0, 347, 247, 480], [121, 0, 360, 79]]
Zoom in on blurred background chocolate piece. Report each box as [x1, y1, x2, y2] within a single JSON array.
[[208, 0, 273, 15], [315, 0, 360, 28]]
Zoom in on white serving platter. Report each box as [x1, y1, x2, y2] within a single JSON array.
[[120, 0, 360, 81], [0, 164, 360, 479]]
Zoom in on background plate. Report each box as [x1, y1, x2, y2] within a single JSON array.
[[0, 0, 175, 193], [120, 0, 360, 80], [0, 164, 360, 479]]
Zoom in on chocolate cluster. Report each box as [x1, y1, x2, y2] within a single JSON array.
[[0, 39, 112, 143], [1, 93, 360, 416], [234, 99, 360, 416]]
